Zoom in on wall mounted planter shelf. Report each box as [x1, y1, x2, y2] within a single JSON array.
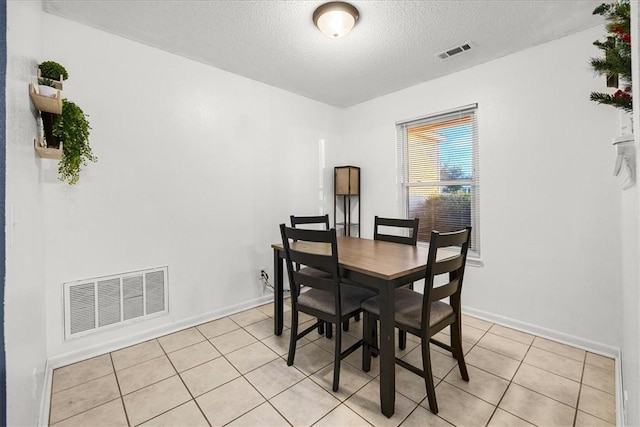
[[34, 138, 62, 160], [29, 84, 62, 115], [29, 74, 64, 159]]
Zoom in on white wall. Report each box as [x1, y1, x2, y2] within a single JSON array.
[[33, 15, 341, 359], [5, 6, 341, 422], [333, 26, 622, 350], [5, 1, 49, 426]]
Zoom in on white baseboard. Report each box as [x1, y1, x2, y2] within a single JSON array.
[[463, 305, 625, 427], [46, 294, 273, 370], [38, 293, 274, 427], [617, 358, 626, 426], [38, 360, 52, 427], [463, 305, 619, 357]]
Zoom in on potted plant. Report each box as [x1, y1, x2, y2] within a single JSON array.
[[37, 78, 58, 98], [38, 61, 69, 144], [52, 99, 97, 185], [38, 60, 68, 98]]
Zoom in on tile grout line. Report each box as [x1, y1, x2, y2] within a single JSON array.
[[467, 330, 589, 386], [265, 315, 374, 426], [107, 352, 132, 427], [49, 397, 126, 426], [254, 352, 306, 425], [232, 310, 364, 425], [437, 324, 499, 426], [311, 403, 375, 427], [580, 364, 617, 396], [200, 312, 302, 426], [573, 370, 616, 424], [572, 358, 587, 427], [420, 320, 612, 426], [48, 371, 114, 395], [484, 335, 535, 427], [48, 357, 113, 425], [48, 371, 125, 426], [390, 320, 488, 424], [229, 308, 346, 425], [153, 336, 214, 427], [140, 337, 200, 425], [400, 321, 491, 425], [219, 339, 292, 426], [46, 305, 618, 427], [145, 316, 279, 426], [503, 345, 584, 423], [492, 336, 612, 426], [47, 354, 116, 394]]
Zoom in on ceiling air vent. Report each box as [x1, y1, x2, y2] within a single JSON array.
[[437, 42, 472, 60]]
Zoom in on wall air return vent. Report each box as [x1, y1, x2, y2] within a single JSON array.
[[64, 266, 168, 340], [437, 42, 472, 59]]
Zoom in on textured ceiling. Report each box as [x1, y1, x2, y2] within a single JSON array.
[[42, 0, 604, 108]]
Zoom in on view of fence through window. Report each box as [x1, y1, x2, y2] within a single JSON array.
[[401, 106, 478, 251]]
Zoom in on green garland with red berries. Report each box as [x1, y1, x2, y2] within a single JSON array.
[[590, 0, 632, 113]]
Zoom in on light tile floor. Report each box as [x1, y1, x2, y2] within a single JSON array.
[[49, 300, 617, 426]]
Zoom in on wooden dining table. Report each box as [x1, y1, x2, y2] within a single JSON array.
[[271, 236, 435, 418]]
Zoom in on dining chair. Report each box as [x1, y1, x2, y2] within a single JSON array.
[[373, 216, 419, 349], [361, 227, 472, 414], [290, 214, 332, 337], [280, 224, 375, 391]]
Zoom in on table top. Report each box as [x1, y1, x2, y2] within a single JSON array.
[[273, 236, 453, 281]]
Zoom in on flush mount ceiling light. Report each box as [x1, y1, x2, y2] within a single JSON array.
[[313, 2, 359, 39]]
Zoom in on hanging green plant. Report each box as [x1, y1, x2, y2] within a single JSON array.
[[589, 1, 632, 112], [53, 99, 97, 185]]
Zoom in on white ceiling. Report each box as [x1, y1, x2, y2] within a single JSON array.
[[42, 0, 604, 108]]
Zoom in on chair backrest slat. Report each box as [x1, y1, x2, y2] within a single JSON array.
[[285, 226, 333, 243], [431, 278, 460, 301], [290, 214, 330, 230], [373, 216, 419, 246], [433, 230, 469, 247], [432, 255, 464, 276], [292, 270, 335, 293], [288, 249, 333, 272]]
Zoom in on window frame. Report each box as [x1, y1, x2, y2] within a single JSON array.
[[396, 104, 481, 259]]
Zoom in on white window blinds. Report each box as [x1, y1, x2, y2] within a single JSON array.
[[396, 104, 480, 255]]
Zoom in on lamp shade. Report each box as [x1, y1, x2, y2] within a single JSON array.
[[313, 2, 359, 38]]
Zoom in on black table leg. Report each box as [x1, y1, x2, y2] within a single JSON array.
[[273, 248, 284, 336], [379, 284, 395, 417]]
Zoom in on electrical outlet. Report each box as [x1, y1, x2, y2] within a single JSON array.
[[259, 267, 267, 280]]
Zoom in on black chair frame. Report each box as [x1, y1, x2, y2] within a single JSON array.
[[373, 216, 419, 349], [362, 227, 471, 414], [290, 214, 335, 336], [280, 224, 364, 392]]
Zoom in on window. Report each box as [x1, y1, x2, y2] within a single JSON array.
[[396, 104, 479, 256]]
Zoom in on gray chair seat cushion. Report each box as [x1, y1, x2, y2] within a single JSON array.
[[361, 288, 453, 331], [298, 284, 376, 316]]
